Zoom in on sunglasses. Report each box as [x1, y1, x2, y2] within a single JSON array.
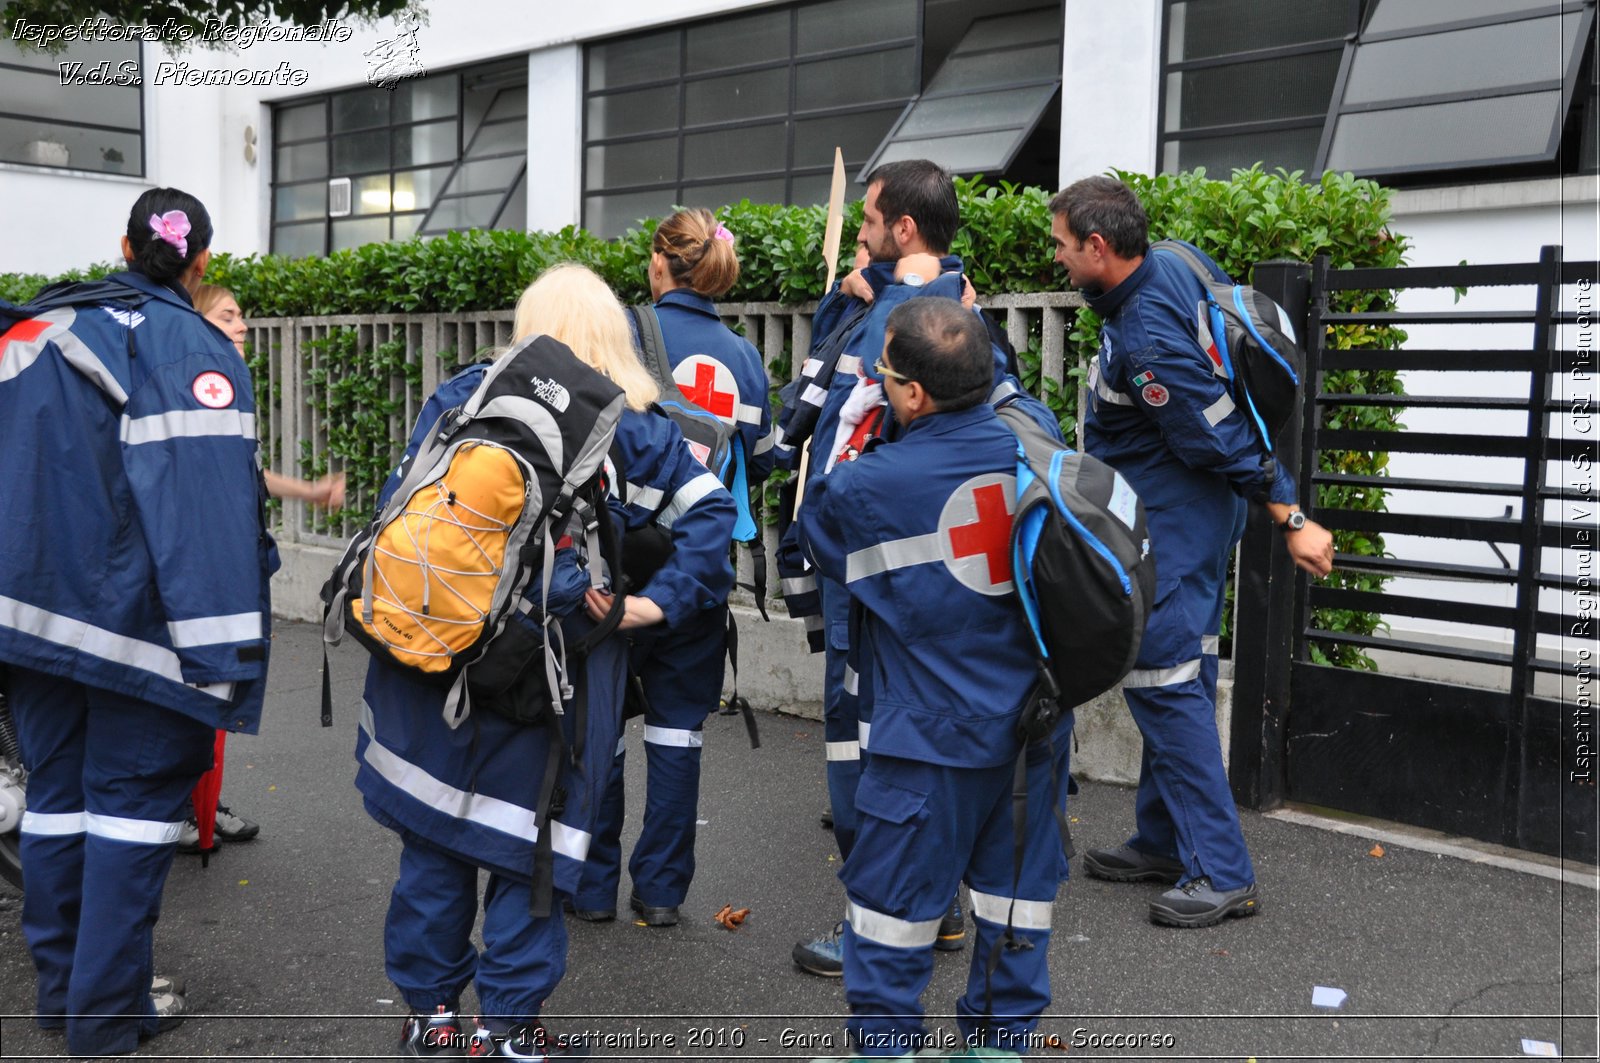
[[873, 356, 911, 384]]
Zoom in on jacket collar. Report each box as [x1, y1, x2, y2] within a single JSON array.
[[1084, 253, 1153, 319], [655, 288, 718, 317], [903, 401, 993, 439], [864, 254, 964, 298], [111, 270, 198, 310]]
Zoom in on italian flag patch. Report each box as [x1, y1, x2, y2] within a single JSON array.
[[1132, 370, 1156, 387]]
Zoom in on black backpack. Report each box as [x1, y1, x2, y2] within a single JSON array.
[[1152, 240, 1304, 455]]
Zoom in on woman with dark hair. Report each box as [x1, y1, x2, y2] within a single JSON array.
[[0, 188, 275, 1055], [570, 209, 773, 928]]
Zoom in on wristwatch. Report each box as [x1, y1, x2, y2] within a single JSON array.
[[900, 273, 925, 287], [1280, 509, 1307, 532]]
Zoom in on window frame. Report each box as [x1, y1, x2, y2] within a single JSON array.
[[0, 40, 145, 177]]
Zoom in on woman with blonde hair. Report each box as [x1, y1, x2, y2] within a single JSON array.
[[570, 210, 772, 930], [355, 263, 734, 1059]]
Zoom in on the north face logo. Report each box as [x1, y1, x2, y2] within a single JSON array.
[[528, 376, 570, 412]]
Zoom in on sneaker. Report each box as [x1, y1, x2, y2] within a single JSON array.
[[469, 1020, 590, 1058], [150, 973, 186, 997], [150, 989, 187, 1034], [401, 1006, 470, 1058], [628, 888, 678, 927], [820, 806, 834, 830], [792, 921, 844, 977], [564, 898, 616, 923], [1148, 877, 1260, 928], [1082, 843, 1184, 884], [175, 817, 206, 854], [214, 804, 260, 842], [934, 896, 965, 952]]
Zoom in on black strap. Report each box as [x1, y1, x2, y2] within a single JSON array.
[[319, 642, 334, 727], [628, 304, 676, 394], [527, 732, 565, 918], [742, 534, 770, 622], [719, 609, 760, 749]]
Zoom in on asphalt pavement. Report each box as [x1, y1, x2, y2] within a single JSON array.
[[0, 620, 1594, 1061]]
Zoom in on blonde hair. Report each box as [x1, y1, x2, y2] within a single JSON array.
[[654, 207, 739, 298], [512, 264, 659, 412], [193, 282, 235, 318]]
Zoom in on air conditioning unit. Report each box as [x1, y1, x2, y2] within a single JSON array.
[[328, 177, 352, 218]]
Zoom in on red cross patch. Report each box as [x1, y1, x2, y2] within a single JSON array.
[[686, 439, 712, 467], [937, 473, 1017, 596], [673, 355, 738, 422], [192, 371, 235, 409], [1141, 382, 1170, 407]]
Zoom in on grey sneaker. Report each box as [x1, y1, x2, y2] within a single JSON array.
[[1148, 877, 1260, 928], [1082, 843, 1184, 884], [792, 921, 845, 977], [176, 817, 204, 854], [150, 973, 186, 997], [150, 989, 187, 1033], [401, 1006, 469, 1058], [214, 803, 260, 842]]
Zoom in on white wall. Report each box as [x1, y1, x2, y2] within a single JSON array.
[[1058, 0, 1160, 185]]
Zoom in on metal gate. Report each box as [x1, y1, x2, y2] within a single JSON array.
[[1229, 247, 1598, 864]]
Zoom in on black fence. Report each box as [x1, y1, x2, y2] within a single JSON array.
[[1231, 246, 1597, 864]]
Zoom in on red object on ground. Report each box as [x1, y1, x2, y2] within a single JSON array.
[[189, 730, 227, 865]]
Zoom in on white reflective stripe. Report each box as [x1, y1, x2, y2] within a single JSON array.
[[825, 740, 860, 761], [1201, 393, 1236, 426], [781, 576, 817, 597], [858, 719, 871, 751], [735, 401, 764, 426], [753, 429, 776, 456], [85, 811, 183, 845], [21, 810, 87, 836], [0, 594, 234, 701], [804, 615, 824, 633], [624, 482, 666, 511], [121, 409, 256, 446], [643, 725, 704, 748], [968, 888, 1054, 931], [800, 357, 823, 377], [1201, 635, 1220, 656], [1095, 372, 1135, 406], [167, 611, 263, 649], [802, 383, 830, 407], [1122, 658, 1203, 689], [843, 666, 859, 696], [845, 532, 942, 584], [614, 734, 627, 757], [837, 355, 861, 376], [847, 899, 942, 949], [360, 705, 590, 861], [658, 471, 725, 529]]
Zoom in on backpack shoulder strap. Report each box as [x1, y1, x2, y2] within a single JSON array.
[[1151, 239, 1231, 288], [629, 304, 675, 392]]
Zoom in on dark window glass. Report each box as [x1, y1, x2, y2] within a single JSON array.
[[788, 172, 839, 206], [352, 173, 393, 215], [588, 87, 678, 139], [331, 215, 391, 251], [394, 120, 458, 167], [875, 130, 1023, 173], [588, 29, 680, 89], [1327, 91, 1562, 171], [0, 38, 143, 176], [685, 123, 787, 180], [795, 106, 908, 166], [272, 222, 325, 259], [441, 155, 523, 196], [1364, 0, 1560, 36], [922, 43, 1059, 95], [1168, 0, 1350, 62], [485, 88, 527, 120], [1162, 126, 1325, 174], [467, 120, 524, 157], [274, 182, 327, 221], [585, 189, 675, 235], [332, 129, 389, 175], [1, 74, 139, 128], [496, 170, 528, 231], [393, 214, 424, 240], [898, 87, 1053, 138], [958, 8, 1062, 52], [0, 115, 141, 174], [587, 136, 678, 187], [1344, 15, 1578, 105], [680, 177, 787, 210], [687, 7, 789, 72], [393, 166, 450, 212], [425, 194, 505, 230], [686, 67, 789, 125], [332, 88, 390, 132], [1168, 50, 1342, 130], [797, 0, 917, 54], [797, 47, 918, 110], [0, 35, 134, 71], [276, 140, 328, 181], [277, 103, 326, 142], [395, 77, 458, 122]]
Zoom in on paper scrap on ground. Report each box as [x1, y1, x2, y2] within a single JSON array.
[[1312, 985, 1348, 1009], [1369, 843, 1385, 857], [1521, 1038, 1559, 1056]]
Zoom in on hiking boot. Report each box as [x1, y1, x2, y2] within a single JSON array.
[[402, 1007, 470, 1058], [1082, 843, 1184, 884], [469, 1020, 590, 1058], [820, 806, 834, 830], [563, 897, 616, 923], [150, 973, 185, 997], [792, 921, 845, 977], [175, 817, 206, 854], [214, 804, 260, 842], [1148, 877, 1259, 928], [628, 889, 678, 927], [934, 896, 965, 952], [149, 989, 187, 1035]]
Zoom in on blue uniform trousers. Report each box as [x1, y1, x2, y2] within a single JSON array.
[[840, 734, 1071, 1056], [384, 835, 567, 1027], [1123, 494, 1255, 891], [9, 665, 214, 1057], [576, 605, 725, 909], [819, 575, 862, 858]]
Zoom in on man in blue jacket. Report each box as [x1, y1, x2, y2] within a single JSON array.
[[1049, 176, 1333, 928], [800, 298, 1071, 1060], [0, 188, 274, 1055]]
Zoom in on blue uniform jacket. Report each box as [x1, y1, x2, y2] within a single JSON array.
[[1083, 243, 1297, 510], [800, 404, 1066, 769], [0, 271, 275, 731], [653, 289, 775, 485]]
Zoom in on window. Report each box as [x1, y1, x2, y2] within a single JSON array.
[[862, 7, 1060, 179], [1318, 0, 1595, 178], [582, 0, 919, 237], [1159, 0, 1358, 175], [270, 59, 526, 257], [0, 37, 142, 175]]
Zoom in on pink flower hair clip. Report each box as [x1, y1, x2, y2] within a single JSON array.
[[713, 224, 734, 244], [149, 210, 191, 258]]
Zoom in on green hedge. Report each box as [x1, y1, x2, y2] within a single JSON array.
[[1, 169, 1406, 667]]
